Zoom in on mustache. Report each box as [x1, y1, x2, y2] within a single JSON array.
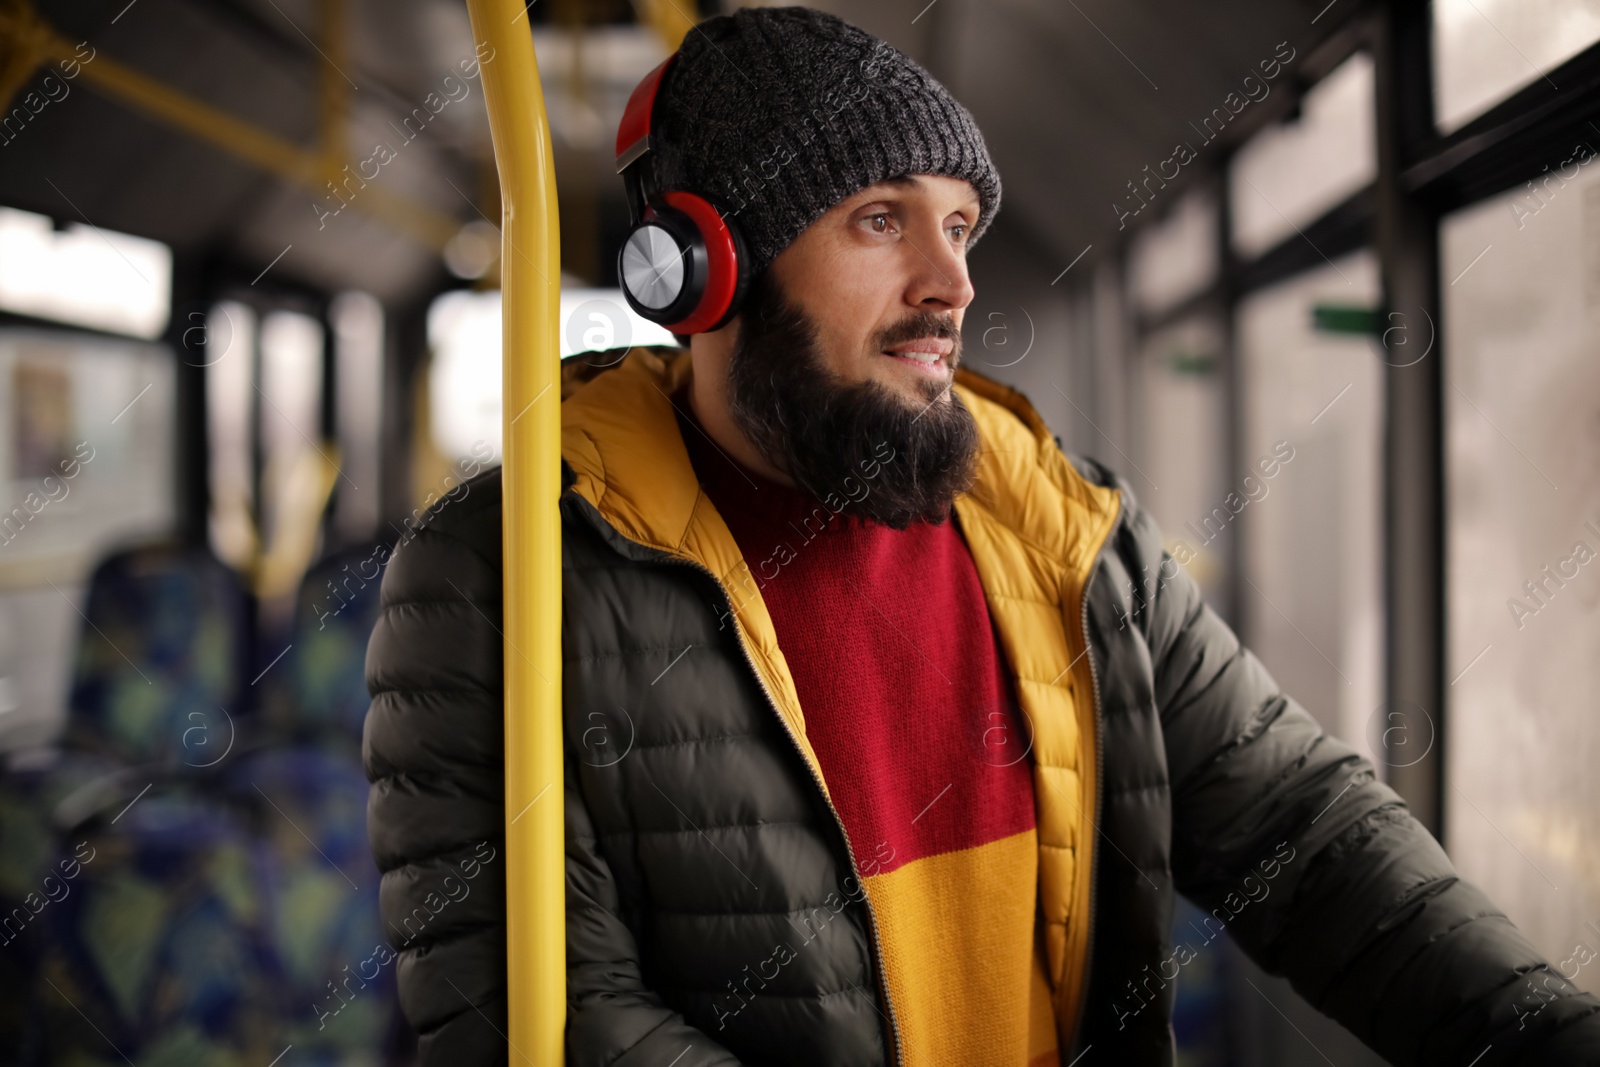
[[873, 311, 961, 358]]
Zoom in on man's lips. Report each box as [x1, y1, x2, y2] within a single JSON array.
[[883, 338, 954, 358], [881, 338, 955, 371]]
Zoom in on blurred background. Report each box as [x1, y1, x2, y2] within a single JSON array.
[[0, 0, 1596, 1063]]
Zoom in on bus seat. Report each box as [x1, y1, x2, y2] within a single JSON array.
[[65, 543, 250, 770], [258, 541, 392, 750], [228, 540, 405, 1060], [219, 742, 400, 1061], [30, 789, 276, 1064]]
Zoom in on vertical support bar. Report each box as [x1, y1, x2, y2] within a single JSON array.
[[1215, 162, 1245, 633], [1373, 2, 1445, 838], [382, 298, 427, 534], [250, 307, 266, 553], [317, 296, 339, 541], [1091, 251, 1131, 490], [167, 255, 210, 549], [463, 1, 565, 1062]]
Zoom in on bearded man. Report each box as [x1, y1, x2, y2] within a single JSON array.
[[363, 7, 1600, 1066]]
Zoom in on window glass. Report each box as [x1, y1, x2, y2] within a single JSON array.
[[1434, 0, 1600, 133], [428, 289, 504, 471], [258, 310, 324, 541], [1230, 52, 1375, 260], [1233, 252, 1384, 763], [207, 301, 257, 571], [1128, 190, 1217, 317], [0, 206, 171, 339], [0, 329, 175, 750], [426, 285, 679, 467], [1134, 316, 1228, 607], [332, 292, 384, 542], [254, 311, 328, 603], [259, 311, 323, 457], [1442, 156, 1600, 968]]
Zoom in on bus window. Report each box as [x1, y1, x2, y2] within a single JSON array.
[[0, 329, 175, 750], [1434, 0, 1600, 132], [1442, 152, 1600, 967]]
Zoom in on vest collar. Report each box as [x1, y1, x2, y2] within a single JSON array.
[[559, 345, 1121, 574]]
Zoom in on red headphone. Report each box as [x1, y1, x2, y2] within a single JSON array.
[[615, 53, 752, 334]]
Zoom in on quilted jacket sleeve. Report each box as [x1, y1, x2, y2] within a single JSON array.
[[1080, 456, 1600, 1066], [365, 508, 511, 1065], [365, 475, 745, 1067]]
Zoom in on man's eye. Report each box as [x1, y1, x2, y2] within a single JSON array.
[[950, 223, 970, 243], [865, 212, 895, 234]]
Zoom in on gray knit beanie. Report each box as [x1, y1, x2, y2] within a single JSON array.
[[649, 5, 1003, 277]]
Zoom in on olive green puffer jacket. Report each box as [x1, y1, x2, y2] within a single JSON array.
[[364, 347, 1600, 1066]]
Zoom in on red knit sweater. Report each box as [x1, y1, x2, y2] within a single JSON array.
[[674, 387, 1059, 1066]]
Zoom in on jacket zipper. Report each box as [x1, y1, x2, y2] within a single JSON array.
[[1065, 559, 1104, 1062], [1065, 493, 1120, 1062], [564, 493, 906, 1067], [678, 556, 902, 1067]]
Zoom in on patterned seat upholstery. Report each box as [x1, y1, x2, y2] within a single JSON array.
[[0, 750, 127, 1054], [31, 789, 276, 1066], [219, 744, 395, 1063], [1169, 894, 1241, 1065], [232, 539, 405, 1063], [65, 543, 250, 769], [7, 539, 407, 1064], [258, 541, 391, 750]]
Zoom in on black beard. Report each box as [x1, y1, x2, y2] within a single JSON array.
[[725, 267, 981, 530]]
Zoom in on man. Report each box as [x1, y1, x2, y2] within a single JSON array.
[[364, 7, 1600, 1065]]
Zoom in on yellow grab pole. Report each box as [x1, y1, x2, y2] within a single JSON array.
[[462, 1, 564, 1063]]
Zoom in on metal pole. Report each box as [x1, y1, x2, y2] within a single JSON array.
[[461, 1, 565, 1061], [1373, 1, 1445, 838]]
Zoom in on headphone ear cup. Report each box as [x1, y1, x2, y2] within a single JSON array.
[[653, 190, 749, 335], [699, 195, 751, 334], [616, 192, 753, 335], [617, 205, 702, 325]]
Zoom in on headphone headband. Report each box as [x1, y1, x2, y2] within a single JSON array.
[[616, 54, 674, 168], [616, 55, 677, 226]]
